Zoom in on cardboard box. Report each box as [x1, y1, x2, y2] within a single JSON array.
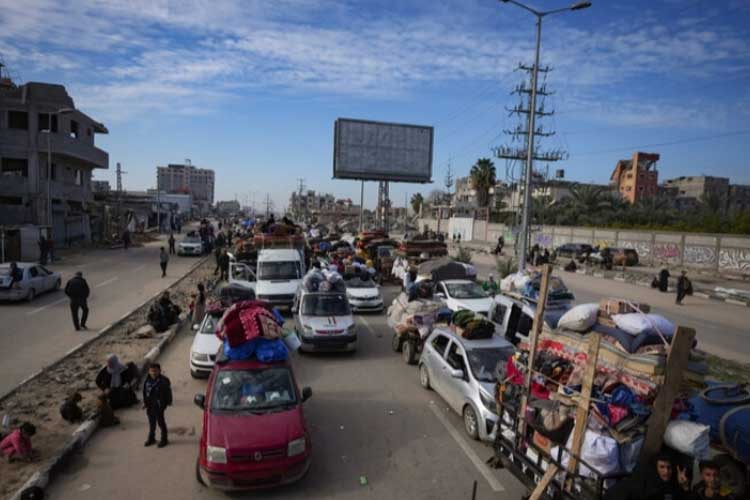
[[599, 298, 650, 316]]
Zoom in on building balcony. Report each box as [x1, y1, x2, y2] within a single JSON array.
[[40, 132, 108, 169]]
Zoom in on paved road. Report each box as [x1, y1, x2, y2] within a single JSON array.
[[47, 287, 528, 500], [0, 232, 203, 395], [471, 254, 750, 362]]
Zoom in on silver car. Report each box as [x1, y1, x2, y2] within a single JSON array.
[[418, 327, 514, 441], [0, 262, 62, 302]]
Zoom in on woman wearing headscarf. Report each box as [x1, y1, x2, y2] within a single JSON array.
[[192, 283, 206, 326], [95, 354, 138, 409]]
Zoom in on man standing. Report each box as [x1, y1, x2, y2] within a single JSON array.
[[38, 235, 48, 266], [159, 247, 169, 278], [122, 229, 131, 250], [64, 271, 90, 330], [676, 270, 691, 306], [218, 248, 230, 281], [168, 233, 176, 255], [142, 363, 172, 448]]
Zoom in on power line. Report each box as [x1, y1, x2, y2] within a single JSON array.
[[570, 129, 750, 157]]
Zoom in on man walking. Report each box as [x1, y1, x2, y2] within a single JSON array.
[[159, 247, 169, 278], [142, 363, 172, 448], [168, 233, 176, 255], [676, 270, 691, 306], [64, 271, 90, 330], [218, 248, 230, 281]]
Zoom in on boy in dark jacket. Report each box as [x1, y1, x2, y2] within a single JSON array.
[[143, 363, 172, 448]]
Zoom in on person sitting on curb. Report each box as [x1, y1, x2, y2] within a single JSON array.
[[1, 422, 37, 463], [95, 354, 139, 409]]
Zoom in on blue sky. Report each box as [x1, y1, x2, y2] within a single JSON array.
[[2, 0, 749, 210]]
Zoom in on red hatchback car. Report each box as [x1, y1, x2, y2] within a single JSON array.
[[194, 358, 313, 490]]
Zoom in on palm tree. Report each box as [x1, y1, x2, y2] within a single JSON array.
[[469, 158, 496, 207], [563, 184, 613, 225], [410, 193, 424, 215]]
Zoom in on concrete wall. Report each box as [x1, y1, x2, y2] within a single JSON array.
[[417, 217, 750, 276]]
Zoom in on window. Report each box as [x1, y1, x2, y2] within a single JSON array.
[[8, 111, 28, 130], [37, 113, 58, 132], [70, 120, 79, 139], [1, 158, 28, 177], [87, 128, 92, 137], [446, 343, 466, 371], [0, 196, 23, 205], [29, 267, 39, 278], [74, 169, 82, 186], [492, 304, 507, 325], [431, 334, 449, 356]]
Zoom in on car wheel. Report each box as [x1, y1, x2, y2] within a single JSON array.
[[195, 459, 207, 486], [391, 333, 403, 352], [54, 279, 61, 291], [26, 288, 36, 302], [419, 364, 431, 390], [402, 340, 417, 365], [463, 405, 479, 440]]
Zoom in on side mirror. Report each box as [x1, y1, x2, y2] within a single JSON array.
[[194, 394, 205, 410], [301, 387, 312, 402], [435, 292, 446, 299], [192, 324, 200, 331], [449, 368, 464, 379]]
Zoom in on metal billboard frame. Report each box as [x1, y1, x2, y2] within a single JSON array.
[[333, 118, 434, 184]]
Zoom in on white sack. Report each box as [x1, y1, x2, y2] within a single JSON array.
[[612, 313, 675, 337], [558, 303, 599, 332], [664, 420, 710, 459]]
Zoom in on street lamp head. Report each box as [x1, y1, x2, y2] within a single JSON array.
[[571, 1, 592, 10]]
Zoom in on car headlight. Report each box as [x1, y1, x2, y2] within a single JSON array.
[[347, 324, 355, 333], [191, 352, 209, 362], [480, 392, 497, 414], [300, 324, 314, 337], [207, 445, 227, 464], [287, 437, 306, 457]]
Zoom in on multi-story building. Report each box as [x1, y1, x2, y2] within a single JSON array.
[[662, 175, 750, 213], [610, 152, 660, 204], [156, 163, 215, 206], [91, 180, 111, 193], [0, 79, 109, 244], [288, 190, 335, 217]]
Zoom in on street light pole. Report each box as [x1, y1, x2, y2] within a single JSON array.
[[499, 0, 591, 271]]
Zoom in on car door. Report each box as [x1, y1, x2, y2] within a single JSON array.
[[441, 341, 469, 413], [422, 333, 450, 393], [35, 266, 52, 292], [229, 263, 256, 291], [27, 266, 43, 294], [490, 300, 509, 337]]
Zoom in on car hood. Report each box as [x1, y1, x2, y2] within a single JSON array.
[[300, 314, 354, 331], [207, 407, 305, 450], [347, 287, 381, 299], [447, 297, 493, 313], [191, 332, 222, 355], [256, 280, 300, 295]]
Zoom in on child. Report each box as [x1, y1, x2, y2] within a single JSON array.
[[1, 422, 36, 462], [97, 394, 120, 427], [60, 392, 83, 423]]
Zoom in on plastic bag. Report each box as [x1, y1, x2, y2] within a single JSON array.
[[558, 303, 599, 332], [613, 313, 675, 337], [255, 338, 289, 362], [554, 429, 620, 478], [663, 420, 710, 459], [224, 338, 256, 361]]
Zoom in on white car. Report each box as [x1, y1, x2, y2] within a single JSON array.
[[189, 309, 223, 378], [178, 236, 204, 256], [345, 276, 384, 312], [0, 262, 62, 302], [255, 249, 304, 310], [293, 290, 356, 352], [435, 280, 493, 317]]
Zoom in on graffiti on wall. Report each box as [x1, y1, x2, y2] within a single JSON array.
[[620, 240, 651, 258], [653, 243, 681, 264], [683, 246, 716, 266], [535, 233, 553, 247], [719, 248, 750, 274]]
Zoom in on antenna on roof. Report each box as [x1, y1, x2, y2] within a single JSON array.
[[0, 57, 18, 89]]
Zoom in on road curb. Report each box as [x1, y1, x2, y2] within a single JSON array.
[[5, 256, 208, 500]]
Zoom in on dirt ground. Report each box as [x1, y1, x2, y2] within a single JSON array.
[[0, 259, 215, 500]]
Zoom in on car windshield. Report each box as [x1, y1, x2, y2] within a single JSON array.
[[211, 367, 296, 412], [183, 237, 201, 244], [302, 294, 350, 316], [200, 315, 220, 335], [258, 261, 301, 280], [445, 282, 488, 299], [345, 277, 375, 288], [467, 347, 514, 383]]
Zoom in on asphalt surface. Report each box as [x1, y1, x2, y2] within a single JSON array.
[[0, 231, 202, 395], [471, 254, 750, 362], [46, 286, 528, 500]]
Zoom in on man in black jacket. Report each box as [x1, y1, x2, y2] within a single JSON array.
[[64, 271, 90, 330], [143, 363, 172, 448]]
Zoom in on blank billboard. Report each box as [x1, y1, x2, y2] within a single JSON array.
[[333, 118, 433, 183]]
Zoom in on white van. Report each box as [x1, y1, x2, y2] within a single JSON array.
[[255, 248, 305, 309]]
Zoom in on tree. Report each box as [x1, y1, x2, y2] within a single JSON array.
[[410, 193, 424, 215], [469, 158, 496, 207]]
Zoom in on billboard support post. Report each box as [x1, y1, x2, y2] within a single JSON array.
[[359, 181, 364, 233]]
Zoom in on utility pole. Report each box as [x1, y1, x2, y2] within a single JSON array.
[[264, 194, 273, 219], [115, 162, 127, 238], [359, 181, 365, 233], [296, 178, 305, 220], [496, 0, 591, 270]]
